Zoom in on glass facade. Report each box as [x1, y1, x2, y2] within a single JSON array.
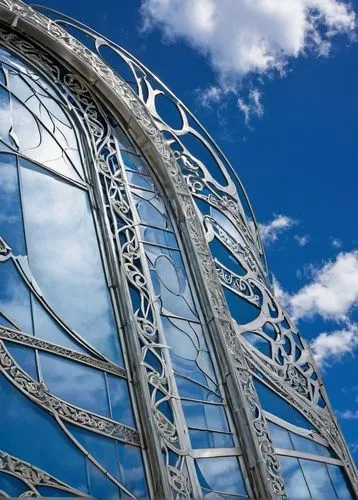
[[0, 1, 356, 498]]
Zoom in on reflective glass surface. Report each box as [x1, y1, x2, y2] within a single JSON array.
[[0, 46, 148, 499]]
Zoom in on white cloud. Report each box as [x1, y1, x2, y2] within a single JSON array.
[[295, 234, 310, 246], [237, 88, 264, 124], [140, 0, 356, 90], [287, 251, 358, 320], [337, 409, 358, 420], [259, 214, 297, 244], [310, 323, 358, 367], [330, 237, 342, 248], [197, 85, 224, 107]]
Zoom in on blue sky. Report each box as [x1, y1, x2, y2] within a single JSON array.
[[33, 0, 358, 460]]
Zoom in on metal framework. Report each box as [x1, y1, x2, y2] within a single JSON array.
[[0, 0, 356, 498]]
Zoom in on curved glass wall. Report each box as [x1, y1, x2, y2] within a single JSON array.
[[0, 2, 356, 498], [0, 45, 147, 498], [0, 34, 249, 499]]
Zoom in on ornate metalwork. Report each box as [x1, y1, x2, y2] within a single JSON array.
[[0, 339, 140, 445], [0, 0, 355, 497], [0, 326, 126, 377], [0, 451, 86, 496]]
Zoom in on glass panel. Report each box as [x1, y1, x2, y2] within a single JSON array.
[[139, 225, 178, 248], [113, 124, 136, 153], [290, 433, 321, 455], [327, 465, 354, 499], [19, 159, 123, 365], [106, 373, 135, 427], [32, 297, 89, 354], [0, 473, 28, 497], [126, 170, 155, 191], [189, 429, 234, 449], [36, 486, 77, 497], [133, 190, 173, 230], [268, 422, 293, 450], [39, 351, 110, 418], [0, 373, 88, 492], [145, 244, 198, 321], [70, 426, 148, 498], [6, 342, 38, 381], [120, 150, 149, 174], [175, 374, 222, 403], [117, 443, 149, 498], [0, 259, 33, 334], [279, 456, 311, 499], [69, 425, 120, 483], [299, 458, 337, 499], [0, 153, 25, 255], [195, 456, 247, 496], [85, 461, 122, 500], [254, 379, 315, 430], [182, 400, 230, 433]]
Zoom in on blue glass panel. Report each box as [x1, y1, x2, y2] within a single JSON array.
[[268, 422, 293, 450], [120, 150, 149, 174], [69, 425, 120, 483], [36, 486, 77, 497], [6, 342, 38, 381], [106, 373, 135, 427], [133, 190, 173, 230], [171, 351, 217, 392], [113, 124, 136, 152], [32, 297, 88, 354], [0, 259, 33, 334], [69, 426, 148, 498], [189, 429, 234, 449], [19, 159, 123, 365], [0, 473, 27, 497], [327, 464, 354, 499], [315, 442, 335, 458], [175, 374, 222, 403], [0, 373, 88, 492], [290, 433, 321, 455], [40, 351, 110, 418], [86, 461, 122, 499], [0, 312, 15, 328], [117, 443, 149, 498], [139, 225, 178, 248], [0, 87, 12, 145], [279, 456, 311, 499], [195, 457, 247, 495], [299, 458, 337, 499], [145, 245, 198, 321], [254, 380, 315, 430], [0, 153, 25, 255], [182, 400, 230, 432], [126, 171, 155, 191]]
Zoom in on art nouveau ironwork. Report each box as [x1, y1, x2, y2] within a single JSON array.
[[0, 0, 356, 498]]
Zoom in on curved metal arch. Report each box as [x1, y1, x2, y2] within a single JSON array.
[[0, 1, 355, 498]]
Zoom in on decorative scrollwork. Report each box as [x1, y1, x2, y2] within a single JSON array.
[[0, 451, 86, 496], [0, 340, 140, 446], [0, 1, 356, 497], [0, 327, 126, 377]]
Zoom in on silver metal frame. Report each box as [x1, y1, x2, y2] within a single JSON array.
[[0, 0, 355, 498]]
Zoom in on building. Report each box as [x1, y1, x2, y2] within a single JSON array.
[[0, 0, 356, 498]]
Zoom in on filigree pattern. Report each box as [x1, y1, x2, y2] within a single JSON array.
[[0, 451, 86, 496], [0, 340, 140, 445], [0, 0, 355, 497], [0, 327, 126, 377]]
